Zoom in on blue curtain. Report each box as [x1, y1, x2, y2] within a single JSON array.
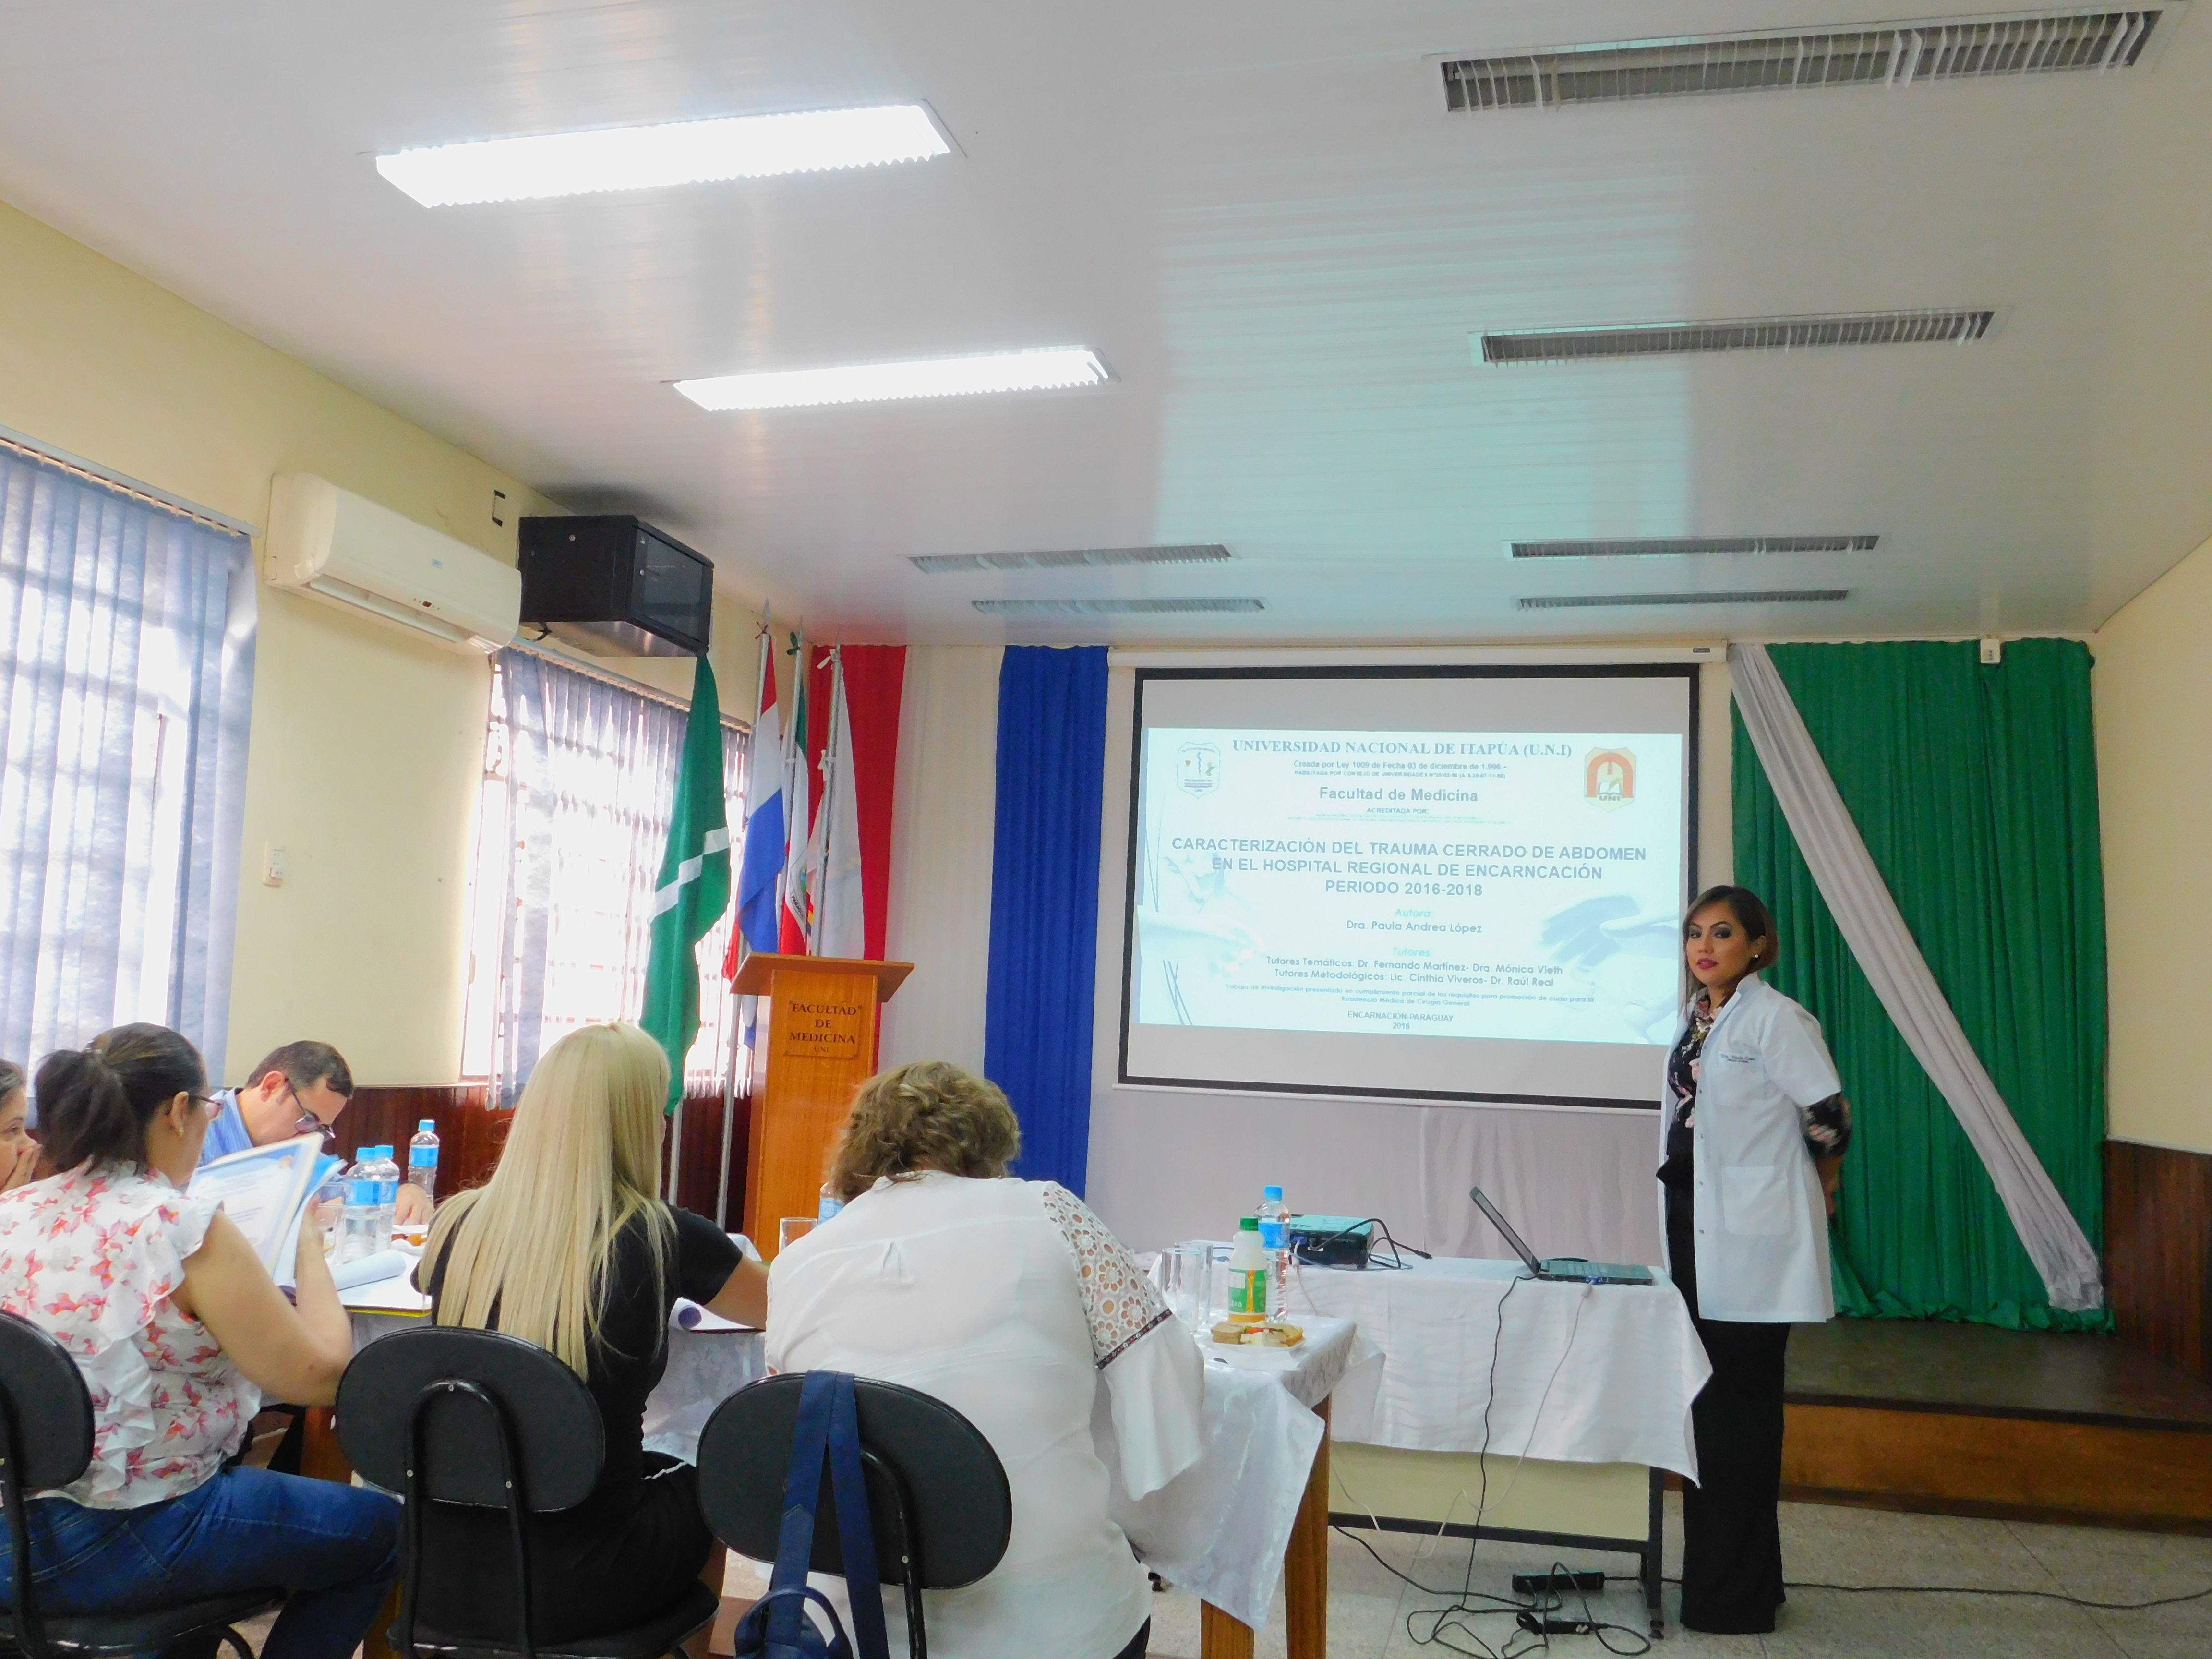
[[985, 646, 1109, 1192]]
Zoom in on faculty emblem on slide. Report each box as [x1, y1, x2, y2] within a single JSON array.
[[1178, 741, 1221, 796], [1585, 747, 1635, 811]]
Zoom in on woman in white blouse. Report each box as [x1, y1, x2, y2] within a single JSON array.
[[768, 1061, 1204, 1659]]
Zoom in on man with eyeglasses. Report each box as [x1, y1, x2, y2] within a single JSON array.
[[200, 1040, 354, 1162], [201, 1041, 436, 1226]]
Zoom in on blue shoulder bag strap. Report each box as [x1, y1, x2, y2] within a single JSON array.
[[824, 1374, 892, 1659], [761, 1372, 842, 1653]]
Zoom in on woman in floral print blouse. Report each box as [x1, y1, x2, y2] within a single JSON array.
[[0, 1024, 397, 1659]]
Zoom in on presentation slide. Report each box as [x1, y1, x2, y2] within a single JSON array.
[[1121, 667, 1696, 1107]]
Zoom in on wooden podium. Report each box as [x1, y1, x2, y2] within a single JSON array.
[[730, 952, 913, 1256]]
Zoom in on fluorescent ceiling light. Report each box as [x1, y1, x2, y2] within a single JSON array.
[[973, 598, 1265, 616], [377, 104, 950, 207], [675, 349, 1111, 412]]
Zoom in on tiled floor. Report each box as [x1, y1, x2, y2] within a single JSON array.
[[272, 1496, 2212, 1659], [1141, 1497, 2212, 1659]]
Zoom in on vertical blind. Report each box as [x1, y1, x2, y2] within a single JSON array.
[[462, 649, 745, 1103], [0, 445, 256, 1084]]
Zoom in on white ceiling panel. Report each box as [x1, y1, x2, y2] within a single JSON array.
[[0, 1, 2207, 641]]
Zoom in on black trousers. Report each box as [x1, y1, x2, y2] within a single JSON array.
[[1666, 1189, 1791, 1635]]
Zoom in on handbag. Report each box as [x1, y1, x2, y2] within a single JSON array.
[[730, 1371, 893, 1659]]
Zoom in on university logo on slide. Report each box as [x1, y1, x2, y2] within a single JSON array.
[[1585, 747, 1635, 811], [1178, 742, 1221, 796]]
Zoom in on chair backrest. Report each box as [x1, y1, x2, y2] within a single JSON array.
[[337, 1325, 604, 1510], [697, 1373, 1012, 1591], [0, 1311, 99, 1657], [0, 1310, 95, 1493]]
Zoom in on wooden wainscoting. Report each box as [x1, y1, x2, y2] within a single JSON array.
[[337, 1084, 752, 1226], [662, 1088, 753, 1225], [334, 1085, 502, 1191], [2107, 1138, 2212, 1384]]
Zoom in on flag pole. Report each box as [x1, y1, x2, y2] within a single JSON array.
[[720, 611, 772, 1229], [775, 631, 803, 950], [808, 646, 846, 955]]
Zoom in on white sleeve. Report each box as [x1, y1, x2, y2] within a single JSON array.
[[1039, 1183, 1205, 1499], [1766, 999, 1844, 1108]]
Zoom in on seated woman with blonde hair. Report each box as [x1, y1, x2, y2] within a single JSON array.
[[415, 1022, 767, 1643], [768, 1060, 1205, 1659]]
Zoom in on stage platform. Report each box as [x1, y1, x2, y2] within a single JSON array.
[[1780, 1318, 2212, 1531]]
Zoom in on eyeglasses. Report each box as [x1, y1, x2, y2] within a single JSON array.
[[284, 1080, 339, 1142]]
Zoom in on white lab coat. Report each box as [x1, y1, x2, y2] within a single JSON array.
[[1656, 974, 1841, 1322]]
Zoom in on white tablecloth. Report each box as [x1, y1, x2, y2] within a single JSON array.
[[1286, 1256, 1709, 1479], [344, 1283, 765, 1463], [1103, 1317, 1356, 1630], [345, 1279, 1350, 1629]]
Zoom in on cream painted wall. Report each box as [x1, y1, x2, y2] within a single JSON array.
[[2094, 528, 2212, 1155], [0, 197, 767, 1083]]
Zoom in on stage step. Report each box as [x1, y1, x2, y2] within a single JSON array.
[[1779, 1320, 2212, 1530]]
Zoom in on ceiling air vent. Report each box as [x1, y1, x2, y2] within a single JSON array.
[[972, 597, 1265, 616], [1440, 8, 2168, 110], [1518, 589, 1850, 610], [1480, 308, 1993, 364], [912, 544, 1230, 574], [1510, 535, 1878, 558]]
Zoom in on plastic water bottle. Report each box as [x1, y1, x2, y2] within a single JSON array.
[[313, 1164, 349, 1255], [407, 1120, 440, 1203], [341, 1152, 381, 1263], [1257, 1185, 1291, 1317], [1226, 1217, 1269, 1323], [369, 1146, 399, 1254], [817, 1188, 843, 1224]]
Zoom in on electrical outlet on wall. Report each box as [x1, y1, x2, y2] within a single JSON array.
[[262, 844, 286, 887]]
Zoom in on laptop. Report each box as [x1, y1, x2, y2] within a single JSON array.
[[1467, 1185, 1657, 1286]]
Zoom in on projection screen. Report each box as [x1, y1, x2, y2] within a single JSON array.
[[1119, 666, 1698, 1108]]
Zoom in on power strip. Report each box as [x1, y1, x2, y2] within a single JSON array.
[[1516, 1612, 1599, 1635], [1511, 1570, 1606, 1596]]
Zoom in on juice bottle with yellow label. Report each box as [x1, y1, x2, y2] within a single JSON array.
[[1226, 1216, 1269, 1322]]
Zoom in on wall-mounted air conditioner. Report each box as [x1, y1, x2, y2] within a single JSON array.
[[264, 473, 521, 654]]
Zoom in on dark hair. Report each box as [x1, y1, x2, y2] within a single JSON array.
[[1685, 884, 1779, 970], [0, 1059, 23, 1103], [35, 1024, 207, 1172], [242, 1040, 353, 1100]]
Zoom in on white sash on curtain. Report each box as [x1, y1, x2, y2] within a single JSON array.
[[1728, 642, 2101, 1312]]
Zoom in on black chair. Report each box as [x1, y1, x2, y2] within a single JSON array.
[[696, 1373, 1012, 1659], [0, 1311, 281, 1659], [337, 1327, 716, 1659]]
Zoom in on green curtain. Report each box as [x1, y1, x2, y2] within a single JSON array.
[[1732, 640, 2110, 1331]]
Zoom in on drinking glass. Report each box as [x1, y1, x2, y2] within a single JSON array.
[[778, 1216, 816, 1253], [1161, 1243, 1206, 1332]]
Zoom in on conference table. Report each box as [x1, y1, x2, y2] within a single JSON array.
[[331, 1274, 1353, 1658], [1286, 1253, 1711, 1633]]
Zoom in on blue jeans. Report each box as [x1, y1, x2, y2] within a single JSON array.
[[1, 1468, 398, 1659]]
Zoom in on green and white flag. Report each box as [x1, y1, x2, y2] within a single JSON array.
[[640, 657, 732, 1111]]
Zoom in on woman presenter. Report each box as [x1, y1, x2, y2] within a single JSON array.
[[1659, 885, 1851, 1634]]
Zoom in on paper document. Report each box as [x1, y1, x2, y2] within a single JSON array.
[[187, 1136, 341, 1286]]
